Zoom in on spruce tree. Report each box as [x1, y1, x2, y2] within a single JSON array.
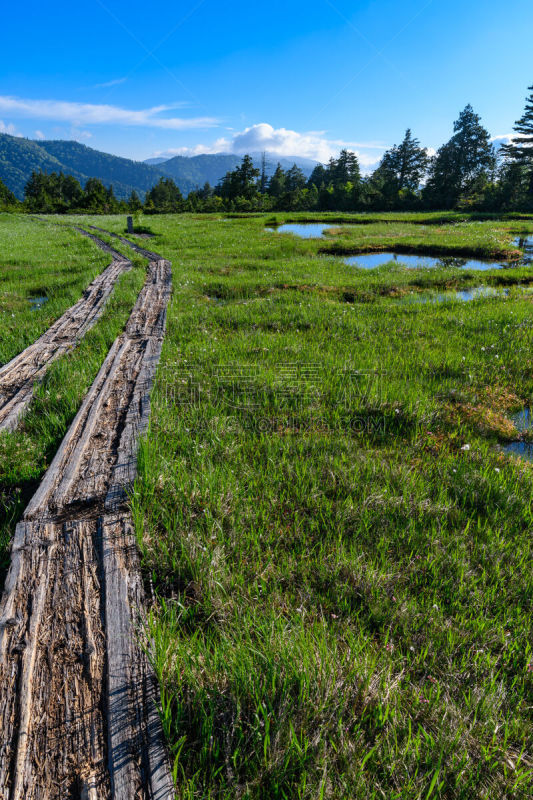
[[307, 164, 327, 189], [0, 178, 18, 208], [127, 190, 143, 212], [501, 85, 533, 199], [424, 105, 494, 208], [374, 129, 428, 206], [284, 164, 307, 192], [105, 185, 119, 213], [83, 178, 109, 211], [501, 85, 533, 164], [267, 164, 286, 197], [145, 177, 184, 212], [330, 150, 361, 186], [24, 172, 49, 211], [62, 175, 83, 209], [390, 129, 428, 191], [216, 155, 260, 201]]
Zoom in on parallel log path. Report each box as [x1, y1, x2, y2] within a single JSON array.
[[0, 231, 131, 432], [0, 230, 174, 799]]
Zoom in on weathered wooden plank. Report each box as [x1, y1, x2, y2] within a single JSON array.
[[102, 514, 174, 800], [0, 231, 132, 432], [0, 231, 174, 798]]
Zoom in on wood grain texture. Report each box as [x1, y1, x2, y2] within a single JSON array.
[[0, 230, 174, 799]]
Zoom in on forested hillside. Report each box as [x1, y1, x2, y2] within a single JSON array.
[[0, 134, 190, 199], [156, 153, 316, 185], [2, 90, 533, 213], [0, 135, 317, 201], [37, 139, 176, 196], [0, 134, 86, 198]]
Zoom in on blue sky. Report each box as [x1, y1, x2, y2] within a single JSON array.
[[1, 0, 532, 168]]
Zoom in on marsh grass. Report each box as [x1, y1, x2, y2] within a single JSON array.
[[2, 213, 533, 798], [0, 214, 109, 365], [107, 213, 533, 799], [0, 230, 146, 584]]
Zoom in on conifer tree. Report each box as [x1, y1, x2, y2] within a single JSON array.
[[424, 105, 494, 207], [284, 164, 307, 192], [62, 174, 83, 208], [216, 155, 260, 200], [329, 149, 361, 186], [501, 84, 533, 198], [145, 177, 184, 212], [380, 129, 428, 192], [83, 177, 109, 211], [268, 164, 286, 197], [0, 178, 18, 208], [501, 85, 533, 164], [127, 190, 143, 212], [307, 163, 327, 189]]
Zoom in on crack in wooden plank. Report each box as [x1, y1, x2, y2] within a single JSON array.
[[0, 230, 174, 799]]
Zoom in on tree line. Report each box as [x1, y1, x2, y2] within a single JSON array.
[[1, 89, 533, 214]]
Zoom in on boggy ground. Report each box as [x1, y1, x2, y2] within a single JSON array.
[[2, 212, 533, 799], [0, 229, 134, 433], [0, 215, 110, 365]]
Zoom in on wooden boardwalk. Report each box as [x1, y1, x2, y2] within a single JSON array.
[[0, 231, 174, 799]]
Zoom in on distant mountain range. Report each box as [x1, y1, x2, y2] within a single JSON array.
[[0, 133, 319, 200], [144, 152, 319, 187]]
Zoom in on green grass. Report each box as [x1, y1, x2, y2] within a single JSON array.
[[2, 212, 533, 798], [0, 226, 147, 584], [0, 214, 109, 365]]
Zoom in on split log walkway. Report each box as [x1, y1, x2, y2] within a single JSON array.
[[0, 231, 131, 432], [0, 230, 174, 799]]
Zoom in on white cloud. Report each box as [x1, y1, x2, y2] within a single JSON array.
[[71, 128, 92, 141], [491, 133, 528, 143], [0, 120, 21, 136], [34, 129, 45, 140], [0, 96, 218, 131], [93, 77, 127, 89], [150, 122, 387, 169]]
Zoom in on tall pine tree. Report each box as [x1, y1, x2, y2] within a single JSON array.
[[217, 155, 260, 200], [424, 105, 494, 208], [0, 178, 18, 208], [268, 164, 286, 197], [145, 177, 184, 212], [127, 190, 143, 212], [327, 150, 361, 187], [500, 84, 533, 201], [373, 129, 428, 206]]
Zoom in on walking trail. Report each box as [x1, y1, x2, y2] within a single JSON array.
[[0, 230, 131, 433], [0, 228, 174, 799]]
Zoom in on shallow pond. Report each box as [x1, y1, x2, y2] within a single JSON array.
[[514, 235, 533, 247], [514, 236, 533, 265], [344, 252, 511, 271], [267, 223, 333, 238], [29, 296, 48, 311], [504, 441, 533, 461], [400, 286, 505, 304], [511, 407, 533, 433], [504, 408, 533, 461]]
